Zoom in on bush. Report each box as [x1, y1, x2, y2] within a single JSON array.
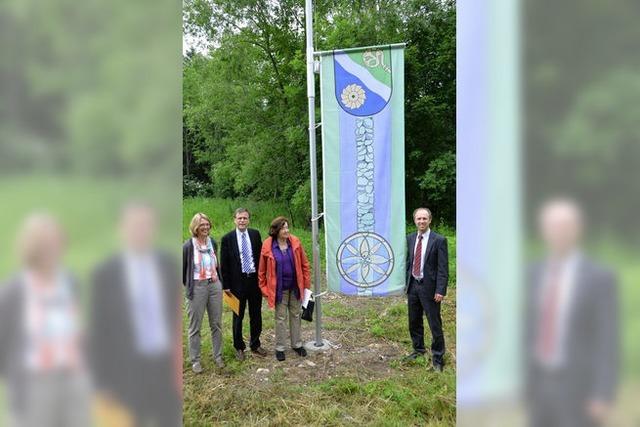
[[183, 175, 211, 197]]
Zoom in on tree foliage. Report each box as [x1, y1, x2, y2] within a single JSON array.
[[183, 0, 456, 223], [1, 0, 181, 178]]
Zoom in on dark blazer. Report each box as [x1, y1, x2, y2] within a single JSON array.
[[405, 230, 449, 296], [0, 278, 25, 383], [220, 228, 262, 297], [524, 256, 619, 403], [89, 251, 181, 411], [182, 237, 222, 300], [0, 278, 27, 415]]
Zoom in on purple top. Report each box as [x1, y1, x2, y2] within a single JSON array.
[[272, 239, 299, 304]]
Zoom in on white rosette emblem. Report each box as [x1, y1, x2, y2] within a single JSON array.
[[340, 84, 366, 109]]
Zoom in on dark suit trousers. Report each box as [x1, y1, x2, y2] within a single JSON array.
[[131, 355, 181, 427], [232, 275, 263, 351], [408, 277, 445, 364], [527, 366, 599, 427]]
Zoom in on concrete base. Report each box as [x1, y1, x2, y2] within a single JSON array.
[[304, 339, 333, 352]]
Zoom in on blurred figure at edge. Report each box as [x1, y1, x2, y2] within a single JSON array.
[[0, 213, 90, 427], [525, 198, 618, 427], [89, 202, 181, 427]]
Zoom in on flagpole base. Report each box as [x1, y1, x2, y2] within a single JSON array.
[[304, 339, 332, 352]]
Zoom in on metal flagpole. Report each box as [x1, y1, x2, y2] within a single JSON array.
[[305, 0, 330, 351]]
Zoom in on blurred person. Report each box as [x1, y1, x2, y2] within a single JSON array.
[[182, 212, 224, 372], [0, 213, 90, 427], [220, 208, 267, 361], [258, 216, 311, 361], [404, 207, 449, 372], [88, 202, 181, 427], [525, 198, 618, 427]]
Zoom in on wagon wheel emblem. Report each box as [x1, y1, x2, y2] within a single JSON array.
[[336, 232, 394, 288]]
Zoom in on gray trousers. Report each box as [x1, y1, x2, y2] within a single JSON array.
[[275, 290, 302, 352], [8, 371, 90, 427], [187, 279, 223, 362]]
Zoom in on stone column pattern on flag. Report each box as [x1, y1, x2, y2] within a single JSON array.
[[356, 117, 374, 232]]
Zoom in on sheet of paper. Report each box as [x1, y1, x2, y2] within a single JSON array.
[[302, 288, 313, 309]]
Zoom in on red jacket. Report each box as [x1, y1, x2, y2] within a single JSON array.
[[258, 235, 311, 309]]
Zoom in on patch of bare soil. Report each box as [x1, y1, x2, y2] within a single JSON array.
[[228, 293, 414, 388]]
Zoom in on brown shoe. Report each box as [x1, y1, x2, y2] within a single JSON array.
[[251, 346, 268, 357], [235, 349, 245, 361]]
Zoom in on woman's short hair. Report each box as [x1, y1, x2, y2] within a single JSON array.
[[269, 216, 289, 239], [189, 212, 211, 237], [17, 212, 65, 267]]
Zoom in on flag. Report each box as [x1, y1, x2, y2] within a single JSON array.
[[320, 45, 406, 296]]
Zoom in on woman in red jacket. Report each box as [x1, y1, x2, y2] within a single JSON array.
[[258, 216, 311, 361]]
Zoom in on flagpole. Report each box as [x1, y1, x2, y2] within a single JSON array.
[[305, 0, 329, 350]]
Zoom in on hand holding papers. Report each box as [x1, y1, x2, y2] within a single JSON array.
[[302, 288, 313, 309], [301, 289, 314, 322]]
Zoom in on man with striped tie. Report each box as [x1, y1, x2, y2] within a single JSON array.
[[220, 208, 268, 361], [525, 199, 618, 427], [405, 207, 449, 371]]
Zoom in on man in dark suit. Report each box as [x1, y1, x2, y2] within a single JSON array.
[[525, 199, 618, 427], [220, 208, 267, 360], [88, 202, 181, 427], [405, 207, 449, 371]]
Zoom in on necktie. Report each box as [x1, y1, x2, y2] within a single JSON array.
[[412, 235, 423, 278], [536, 263, 562, 363], [241, 232, 253, 273]]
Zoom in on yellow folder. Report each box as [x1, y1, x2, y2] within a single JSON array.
[[93, 394, 134, 427], [223, 291, 240, 316]]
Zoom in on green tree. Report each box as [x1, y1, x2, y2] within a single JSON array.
[[183, 0, 456, 224]]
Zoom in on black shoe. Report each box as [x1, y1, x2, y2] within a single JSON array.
[[293, 347, 307, 357], [275, 351, 286, 361], [404, 351, 424, 361], [235, 349, 245, 361], [433, 362, 444, 372]]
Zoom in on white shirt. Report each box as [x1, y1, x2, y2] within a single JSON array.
[[535, 251, 580, 369], [412, 228, 430, 279], [124, 252, 170, 356]]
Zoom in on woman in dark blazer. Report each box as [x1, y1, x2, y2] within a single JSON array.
[[0, 213, 90, 427], [182, 212, 224, 373]]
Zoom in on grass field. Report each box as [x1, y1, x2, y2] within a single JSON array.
[[182, 197, 457, 426]]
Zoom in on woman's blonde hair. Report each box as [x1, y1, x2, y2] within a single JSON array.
[[189, 212, 212, 237], [17, 212, 66, 267]]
